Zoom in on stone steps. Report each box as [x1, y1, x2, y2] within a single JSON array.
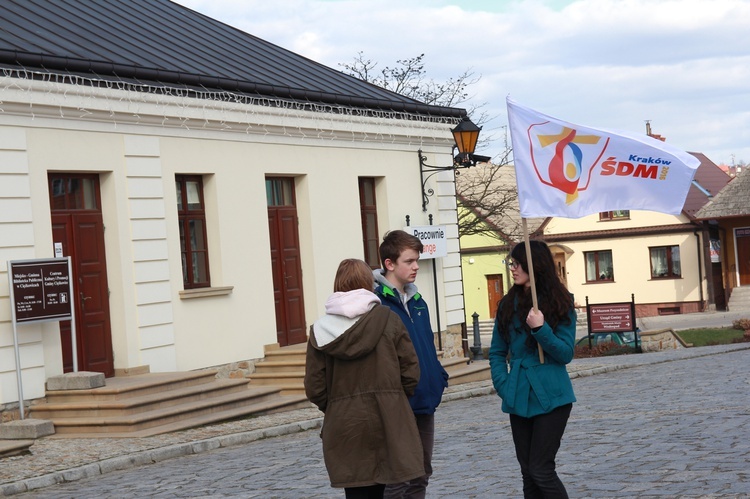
[[27, 338, 492, 439], [29, 371, 311, 438], [443, 357, 491, 385], [0, 439, 34, 458], [728, 286, 750, 311], [250, 341, 491, 395]]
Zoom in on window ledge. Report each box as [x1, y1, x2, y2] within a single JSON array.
[[179, 286, 234, 299]]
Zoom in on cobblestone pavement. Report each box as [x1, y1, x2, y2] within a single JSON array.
[[3, 343, 749, 498]]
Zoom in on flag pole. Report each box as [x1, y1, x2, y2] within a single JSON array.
[[522, 218, 545, 364]]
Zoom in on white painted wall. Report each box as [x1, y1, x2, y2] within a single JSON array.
[[543, 211, 705, 308], [0, 74, 465, 404]]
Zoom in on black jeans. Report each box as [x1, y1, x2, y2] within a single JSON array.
[[344, 484, 385, 499], [383, 413, 434, 499], [509, 403, 572, 499]]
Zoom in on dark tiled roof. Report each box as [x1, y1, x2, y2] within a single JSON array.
[[0, 0, 463, 118], [683, 152, 732, 218], [694, 172, 750, 220]]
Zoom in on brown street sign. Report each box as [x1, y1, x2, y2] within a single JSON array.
[[588, 303, 633, 333], [10, 258, 73, 324]]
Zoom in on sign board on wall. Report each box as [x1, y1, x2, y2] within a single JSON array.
[[709, 239, 721, 263], [403, 225, 447, 260], [9, 258, 73, 324]]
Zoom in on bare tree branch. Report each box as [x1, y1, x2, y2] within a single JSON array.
[[341, 52, 520, 239]]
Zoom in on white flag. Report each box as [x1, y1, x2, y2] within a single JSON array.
[[507, 97, 700, 219]]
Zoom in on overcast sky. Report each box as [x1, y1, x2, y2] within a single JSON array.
[[173, 0, 749, 167]]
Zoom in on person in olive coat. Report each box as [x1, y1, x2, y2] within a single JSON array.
[[305, 259, 424, 499], [489, 241, 577, 498]]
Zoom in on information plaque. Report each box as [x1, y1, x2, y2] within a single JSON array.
[[10, 258, 72, 324], [588, 303, 633, 333]]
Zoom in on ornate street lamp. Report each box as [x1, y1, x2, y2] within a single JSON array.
[[419, 116, 491, 211]]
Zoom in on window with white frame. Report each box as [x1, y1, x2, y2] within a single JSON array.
[[585, 250, 614, 282], [599, 210, 630, 221], [650, 245, 681, 278]]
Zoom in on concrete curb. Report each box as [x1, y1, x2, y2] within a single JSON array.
[[3, 343, 749, 496], [1, 419, 325, 496]]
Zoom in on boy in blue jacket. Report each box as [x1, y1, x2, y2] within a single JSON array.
[[373, 230, 449, 499]]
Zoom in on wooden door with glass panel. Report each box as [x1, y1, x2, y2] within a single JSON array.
[[267, 177, 307, 346], [49, 173, 114, 376]]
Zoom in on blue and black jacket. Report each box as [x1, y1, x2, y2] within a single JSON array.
[[373, 270, 449, 415]]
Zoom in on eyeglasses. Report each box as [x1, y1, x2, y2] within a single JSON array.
[[509, 261, 520, 270]]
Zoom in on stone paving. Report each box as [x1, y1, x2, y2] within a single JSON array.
[[2, 342, 749, 498]]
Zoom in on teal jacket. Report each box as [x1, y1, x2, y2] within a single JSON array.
[[489, 304, 577, 418]]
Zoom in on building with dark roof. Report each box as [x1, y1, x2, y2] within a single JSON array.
[[0, 0, 468, 412], [695, 170, 750, 306], [456, 149, 733, 323]]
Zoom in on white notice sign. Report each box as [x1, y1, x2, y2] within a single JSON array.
[[404, 225, 447, 259]]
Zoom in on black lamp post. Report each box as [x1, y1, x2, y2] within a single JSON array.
[[419, 116, 491, 211]]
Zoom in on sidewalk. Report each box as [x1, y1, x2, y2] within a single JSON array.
[[636, 308, 749, 331], [2, 340, 749, 496]]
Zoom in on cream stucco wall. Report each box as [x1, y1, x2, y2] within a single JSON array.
[[544, 210, 686, 232], [0, 74, 465, 405], [458, 204, 709, 330], [544, 210, 707, 310]]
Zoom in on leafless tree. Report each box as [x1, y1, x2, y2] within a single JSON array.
[[341, 52, 522, 240], [339, 52, 491, 141], [455, 149, 524, 243]]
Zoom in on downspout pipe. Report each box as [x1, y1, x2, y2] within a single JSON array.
[[694, 229, 705, 311]]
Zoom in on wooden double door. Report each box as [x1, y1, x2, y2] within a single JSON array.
[[49, 174, 114, 376]]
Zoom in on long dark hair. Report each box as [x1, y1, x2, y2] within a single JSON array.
[[496, 240, 573, 348]]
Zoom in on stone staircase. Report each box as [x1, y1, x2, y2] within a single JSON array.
[[29, 370, 311, 438], [249, 343, 307, 395], [249, 342, 491, 394], [728, 286, 750, 311], [25, 341, 491, 439], [0, 439, 34, 458]]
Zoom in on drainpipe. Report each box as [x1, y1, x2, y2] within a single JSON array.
[[694, 229, 705, 310]]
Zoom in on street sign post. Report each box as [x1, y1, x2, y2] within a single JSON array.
[[7, 257, 77, 419], [584, 294, 639, 351]]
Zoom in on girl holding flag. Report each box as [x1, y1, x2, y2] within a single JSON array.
[[489, 240, 577, 498]]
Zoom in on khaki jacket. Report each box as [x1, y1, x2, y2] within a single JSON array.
[[305, 305, 425, 488]]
